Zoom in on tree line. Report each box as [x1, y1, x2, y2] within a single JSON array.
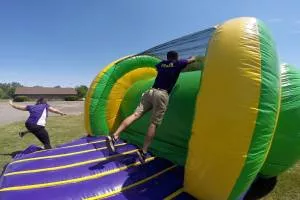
[[0, 82, 88, 99], [0, 82, 22, 99]]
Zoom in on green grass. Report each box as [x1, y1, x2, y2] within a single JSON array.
[[0, 115, 299, 199], [0, 114, 85, 170], [264, 162, 300, 199]]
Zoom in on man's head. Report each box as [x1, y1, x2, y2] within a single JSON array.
[[36, 97, 47, 105], [167, 51, 179, 61]]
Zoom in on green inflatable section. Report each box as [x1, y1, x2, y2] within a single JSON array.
[[261, 64, 300, 177], [119, 71, 201, 165], [89, 55, 160, 135]]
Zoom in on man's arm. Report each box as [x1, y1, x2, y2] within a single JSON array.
[[180, 56, 197, 72], [48, 106, 67, 116], [187, 56, 196, 64], [9, 100, 27, 111]]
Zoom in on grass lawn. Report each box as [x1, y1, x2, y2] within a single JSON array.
[[0, 114, 85, 170], [0, 114, 299, 199]]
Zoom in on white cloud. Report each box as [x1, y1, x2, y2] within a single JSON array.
[[267, 18, 283, 23]]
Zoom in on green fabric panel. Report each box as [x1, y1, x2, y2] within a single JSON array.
[[260, 64, 300, 177], [89, 68, 115, 136], [120, 71, 201, 165], [229, 20, 280, 199], [89, 55, 160, 136]]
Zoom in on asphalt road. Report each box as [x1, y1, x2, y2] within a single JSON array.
[[0, 101, 84, 126]]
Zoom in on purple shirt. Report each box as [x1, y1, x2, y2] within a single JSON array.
[[152, 59, 189, 93], [26, 104, 50, 126]]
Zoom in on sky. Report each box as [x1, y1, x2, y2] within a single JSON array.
[[0, 0, 299, 87]]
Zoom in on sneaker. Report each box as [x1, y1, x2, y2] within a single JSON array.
[[137, 149, 147, 164], [18, 131, 25, 138], [106, 136, 117, 153]]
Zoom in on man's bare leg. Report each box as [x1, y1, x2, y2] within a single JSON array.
[[142, 123, 157, 153], [136, 122, 157, 164], [113, 112, 141, 140]]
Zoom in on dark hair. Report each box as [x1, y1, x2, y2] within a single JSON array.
[[36, 97, 47, 105], [167, 51, 178, 61]]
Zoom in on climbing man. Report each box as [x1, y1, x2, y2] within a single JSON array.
[[106, 51, 196, 163]]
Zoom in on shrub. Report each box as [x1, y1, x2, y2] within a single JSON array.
[[64, 96, 79, 101], [14, 96, 30, 102]]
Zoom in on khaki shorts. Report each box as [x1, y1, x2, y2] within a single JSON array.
[[135, 88, 169, 125]]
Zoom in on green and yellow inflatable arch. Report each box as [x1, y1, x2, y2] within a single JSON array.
[[84, 17, 299, 199]]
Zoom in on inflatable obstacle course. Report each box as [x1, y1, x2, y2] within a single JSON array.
[[1, 17, 300, 200]]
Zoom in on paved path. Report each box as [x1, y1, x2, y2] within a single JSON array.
[[0, 101, 84, 126]]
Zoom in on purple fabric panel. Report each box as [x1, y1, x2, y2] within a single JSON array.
[[106, 166, 184, 200], [56, 136, 104, 148], [173, 192, 196, 200], [13, 145, 43, 160], [5, 143, 136, 173], [1, 152, 142, 187], [0, 136, 190, 200], [0, 159, 176, 200], [13, 138, 108, 161]]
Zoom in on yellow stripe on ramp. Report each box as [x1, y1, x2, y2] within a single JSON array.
[[84, 165, 177, 200], [163, 188, 183, 200], [9, 143, 126, 165], [31, 139, 106, 154], [0, 158, 155, 192], [5, 149, 138, 176]]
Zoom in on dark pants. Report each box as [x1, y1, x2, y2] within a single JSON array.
[[25, 122, 52, 149]]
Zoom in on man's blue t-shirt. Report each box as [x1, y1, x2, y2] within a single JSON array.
[[26, 104, 50, 126], [152, 59, 189, 93]]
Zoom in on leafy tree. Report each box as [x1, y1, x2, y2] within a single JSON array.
[[75, 85, 88, 98], [54, 85, 61, 88], [11, 82, 22, 88], [0, 82, 23, 98], [0, 88, 4, 99], [7, 87, 16, 98]]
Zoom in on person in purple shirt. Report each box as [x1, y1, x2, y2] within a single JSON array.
[[9, 97, 66, 149], [107, 51, 196, 163]]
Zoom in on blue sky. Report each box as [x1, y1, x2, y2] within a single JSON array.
[[0, 0, 299, 87]]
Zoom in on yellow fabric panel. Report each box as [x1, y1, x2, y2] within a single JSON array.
[[184, 17, 262, 199], [106, 67, 157, 131], [84, 56, 131, 134]]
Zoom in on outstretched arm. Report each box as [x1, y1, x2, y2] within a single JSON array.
[[181, 56, 199, 72], [9, 100, 27, 111], [48, 106, 67, 116], [187, 56, 196, 64]]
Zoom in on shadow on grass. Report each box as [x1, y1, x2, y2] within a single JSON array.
[[0, 150, 22, 177], [0, 150, 22, 158], [0, 163, 8, 177], [244, 176, 277, 200]]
